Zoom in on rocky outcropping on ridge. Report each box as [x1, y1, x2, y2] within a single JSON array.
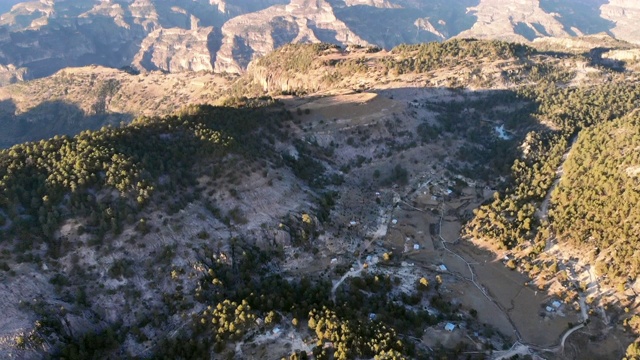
[[0, 0, 639, 84]]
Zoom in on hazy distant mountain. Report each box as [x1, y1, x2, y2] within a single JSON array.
[[0, 1, 23, 14], [0, 0, 638, 84]]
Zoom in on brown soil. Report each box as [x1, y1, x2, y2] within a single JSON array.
[[440, 220, 461, 243], [456, 240, 582, 346]]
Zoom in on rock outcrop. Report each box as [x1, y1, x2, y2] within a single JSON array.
[[0, 0, 639, 83], [456, 0, 571, 42], [601, 0, 640, 44], [132, 27, 222, 73], [214, 0, 368, 73], [0, 65, 235, 147]]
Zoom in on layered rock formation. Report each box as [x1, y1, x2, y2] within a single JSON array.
[[214, 0, 368, 73], [0, 0, 639, 84], [132, 27, 221, 72], [456, 0, 574, 42], [601, 0, 640, 44]]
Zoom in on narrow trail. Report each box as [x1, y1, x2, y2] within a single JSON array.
[[489, 292, 589, 359], [560, 323, 585, 350], [492, 343, 532, 360], [331, 259, 364, 301], [536, 135, 578, 223], [491, 321, 587, 360]]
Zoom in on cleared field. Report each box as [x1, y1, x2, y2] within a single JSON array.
[[440, 219, 461, 243], [388, 208, 436, 253], [390, 186, 582, 348], [457, 241, 581, 346], [288, 91, 402, 128]]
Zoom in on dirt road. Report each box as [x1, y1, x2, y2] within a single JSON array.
[[331, 259, 364, 300]]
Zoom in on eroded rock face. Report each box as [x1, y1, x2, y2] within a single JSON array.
[[132, 27, 222, 73], [0, 64, 28, 85], [601, 0, 640, 44], [214, 0, 368, 73], [0, 1, 147, 83], [456, 0, 571, 42], [0, 0, 640, 83]]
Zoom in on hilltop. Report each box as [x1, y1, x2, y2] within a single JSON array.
[[2, 35, 626, 147]]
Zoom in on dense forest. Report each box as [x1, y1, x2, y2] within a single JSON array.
[[385, 39, 532, 74], [464, 80, 640, 284], [551, 115, 640, 282], [251, 39, 559, 95]]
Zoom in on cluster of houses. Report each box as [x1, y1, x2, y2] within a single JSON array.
[[545, 300, 563, 313]]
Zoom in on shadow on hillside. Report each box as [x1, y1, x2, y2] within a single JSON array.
[[587, 47, 627, 72], [0, 99, 133, 148], [0, 0, 284, 81], [288, 85, 546, 183], [539, 0, 615, 36], [0, 4, 152, 80], [332, 1, 480, 48]]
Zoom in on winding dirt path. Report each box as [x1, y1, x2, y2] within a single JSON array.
[[428, 194, 590, 359], [490, 292, 589, 359]]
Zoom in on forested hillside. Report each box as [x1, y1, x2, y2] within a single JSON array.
[[461, 72, 640, 360], [465, 81, 640, 281], [551, 115, 640, 282], [0, 101, 285, 253]]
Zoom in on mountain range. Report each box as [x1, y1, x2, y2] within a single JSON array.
[[0, 0, 639, 85]]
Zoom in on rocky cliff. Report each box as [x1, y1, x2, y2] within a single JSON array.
[[456, 0, 570, 42], [214, 0, 368, 73], [0, 65, 234, 147], [0, 0, 639, 83], [132, 26, 222, 73], [601, 0, 640, 44]]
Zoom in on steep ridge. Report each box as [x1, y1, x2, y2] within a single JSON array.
[[214, 0, 368, 73], [329, 0, 478, 48], [1, 0, 640, 83], [2, 33, 637, 148], [132, 26, 222, 73], [601, 0, 640, 44], [456, 0, 571, 42], [0, 66, 233, 147]]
